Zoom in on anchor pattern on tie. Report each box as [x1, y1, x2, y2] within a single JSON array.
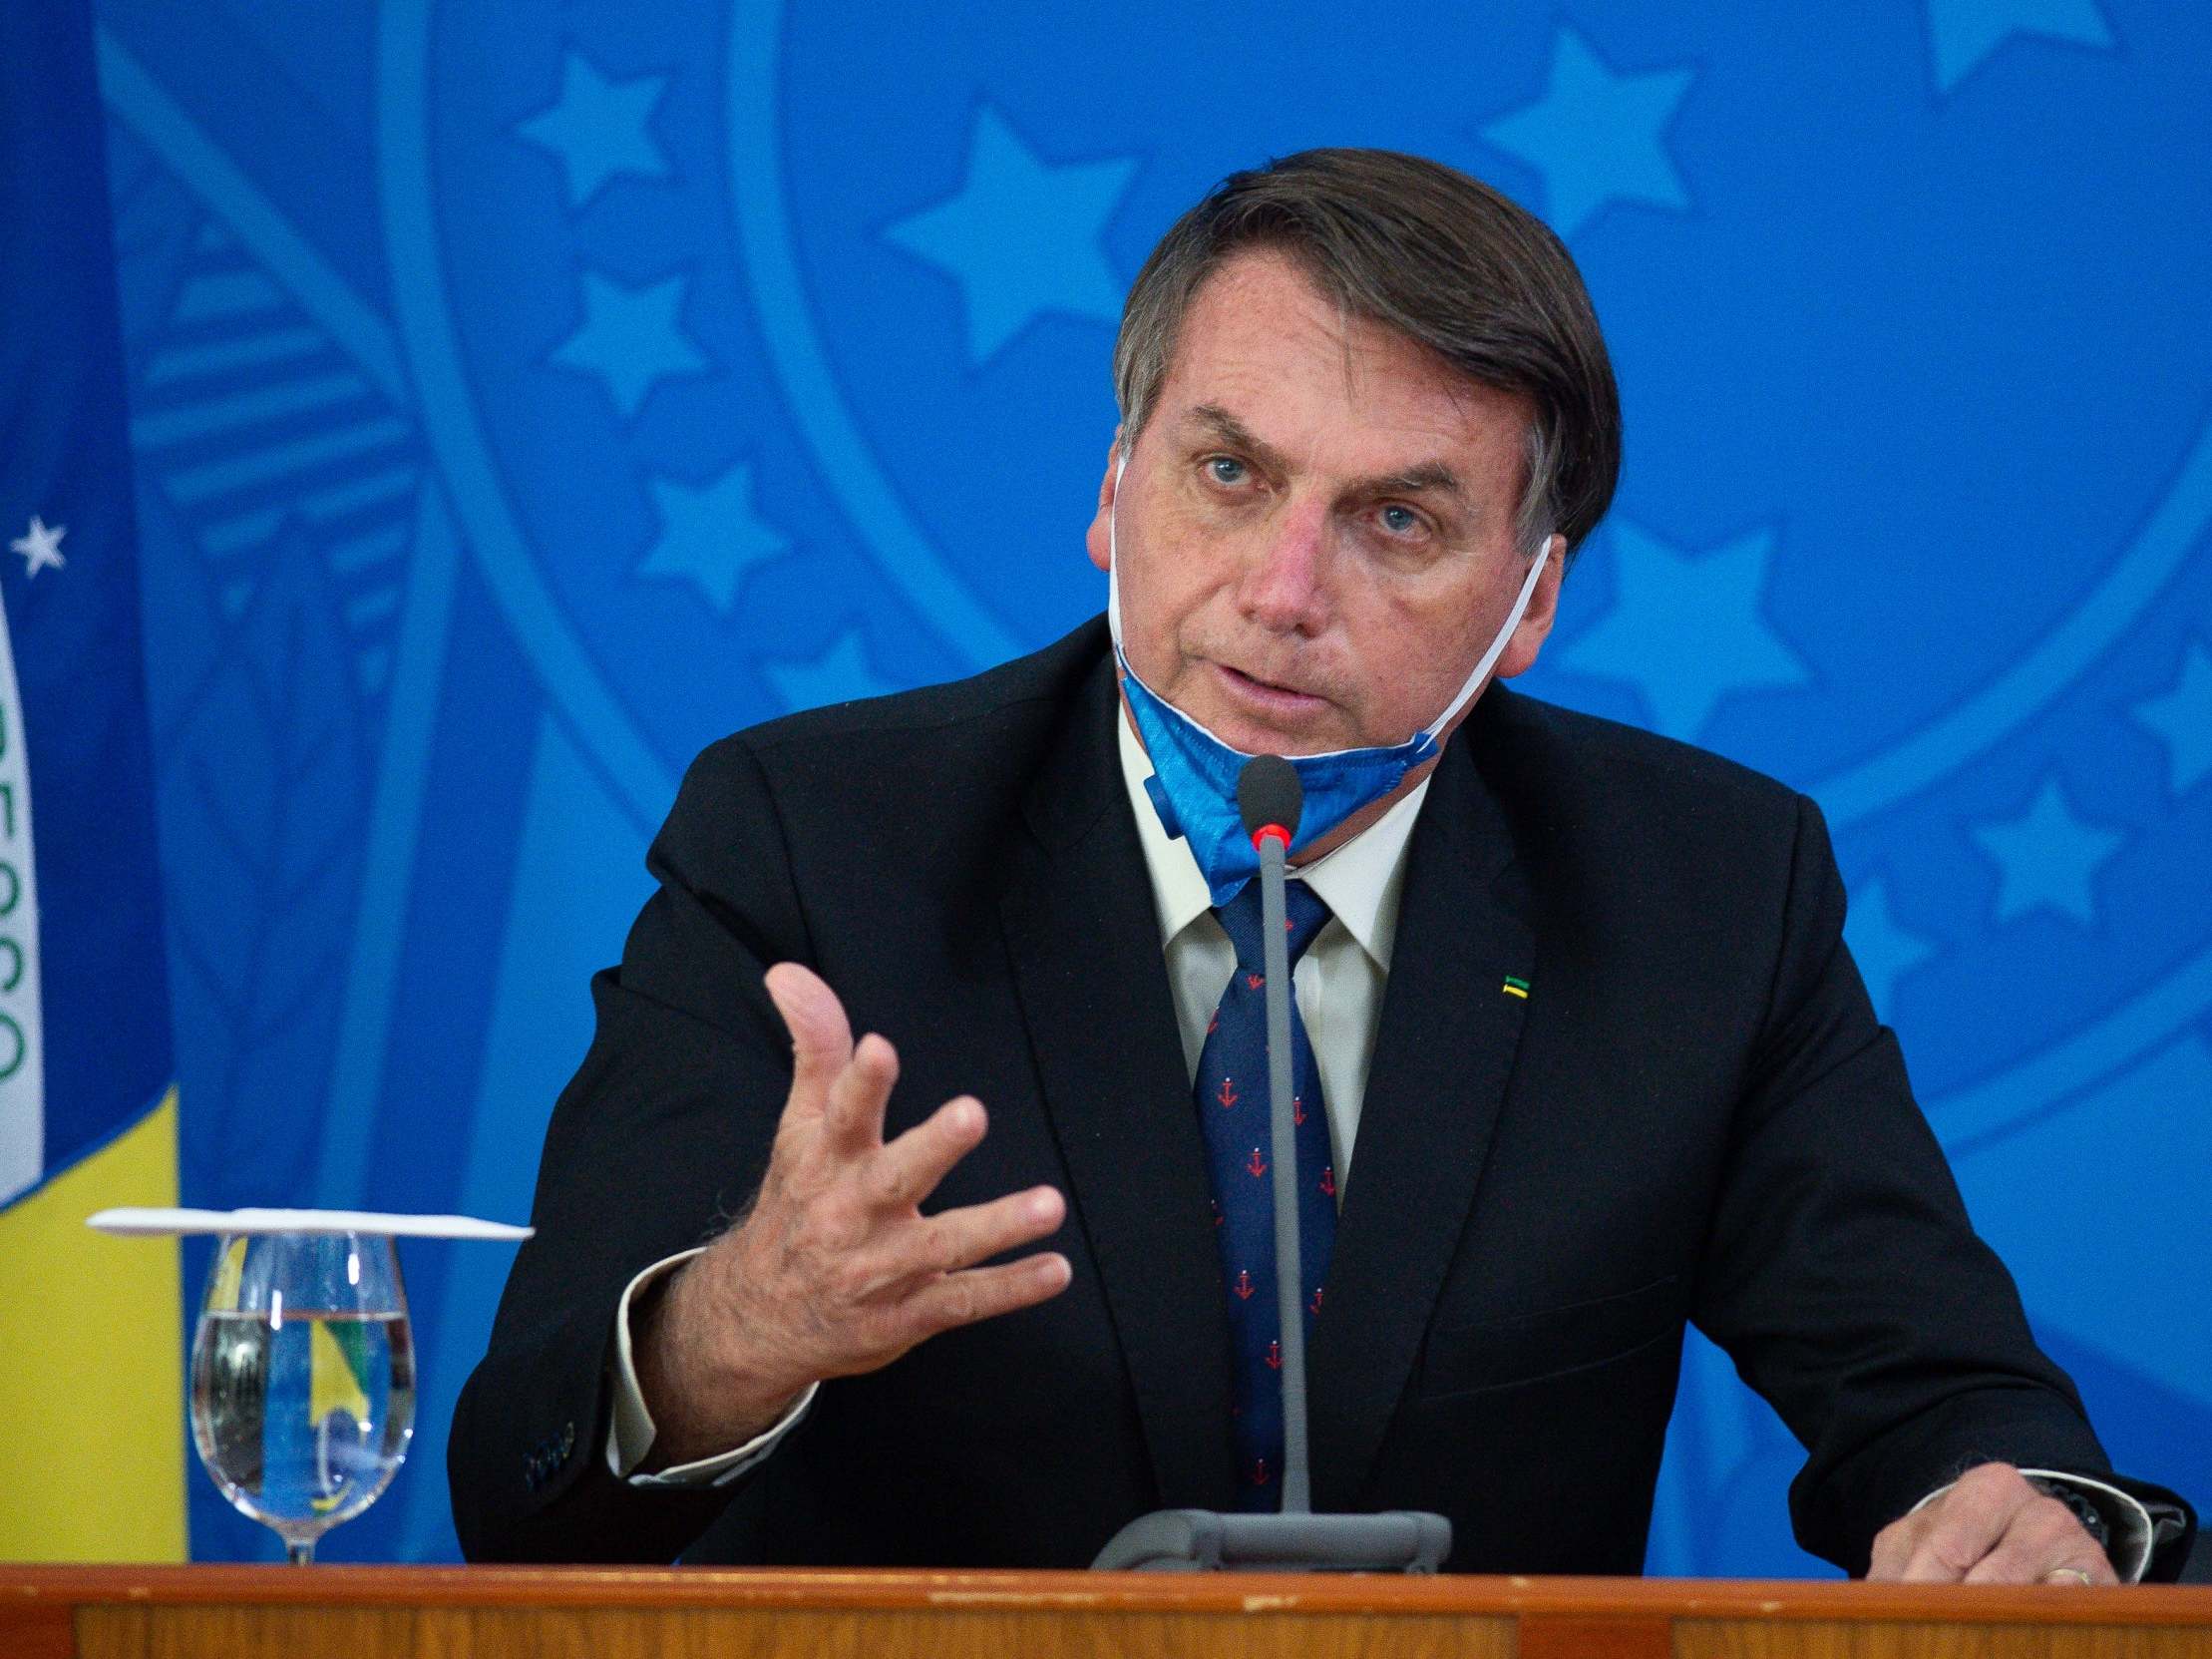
[[1193, 877, 1335, 1511]]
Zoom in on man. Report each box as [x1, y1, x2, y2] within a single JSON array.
[[450, 150, 2192, 1579]]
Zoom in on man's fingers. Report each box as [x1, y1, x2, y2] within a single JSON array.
[[839, 1185, 1064, 1303], [861, 1183, 1065, 1288], [2045, 1559, 2119, 1587], [863, 1097, 990, 1211], [1899, 1526, 1991, 1582], [822, 1032, 900, 1153], [899, 1250, 1072, 1341], [1960, 1496, 2115, 1585], [1964, 1541, 2116, 1585], [1867, 1516, 1914, 1581], [1897, 1465, 2040, 1583], [922, 1184, 1067, 1274], [765, 963, 854, 1118], [1963, 1542, 2116, 1586], [1898, 1508, 2012, 1582]]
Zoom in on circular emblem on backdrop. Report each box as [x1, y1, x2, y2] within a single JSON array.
[[404, 0, 2212, 1126]]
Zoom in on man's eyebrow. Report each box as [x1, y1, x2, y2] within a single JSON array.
[[1183, 404, 1290, 473], [1358, 461, 1467, 503], [1181, 403, 1471, 507]]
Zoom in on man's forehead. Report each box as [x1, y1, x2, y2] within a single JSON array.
[[1156, 253, 1527, 470], [1176, 250, 1473, 385]]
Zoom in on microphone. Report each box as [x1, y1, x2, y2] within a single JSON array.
[[1235, 754, 1303, 863], [1090, 756, 1451, 1573], [1236, 757, 1315, 1513]]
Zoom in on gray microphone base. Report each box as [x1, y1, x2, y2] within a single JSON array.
[[1090, 1508, 1452, 1573]]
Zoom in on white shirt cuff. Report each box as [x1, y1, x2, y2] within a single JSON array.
[[604, 1247, 819, 1488], [1909, 1466, 2155, 1582]]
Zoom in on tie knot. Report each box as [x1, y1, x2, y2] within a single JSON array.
[[1216, 879, 1331, 971]]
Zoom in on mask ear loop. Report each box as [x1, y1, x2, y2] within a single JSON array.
[[1418, 535, 1553, 743], [1106, 453, 1128, 645]]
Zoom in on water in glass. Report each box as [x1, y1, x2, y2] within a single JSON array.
[[189, 1232, 415, 1563]]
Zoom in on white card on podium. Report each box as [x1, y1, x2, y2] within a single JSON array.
[[87, 1206, 534, 1240]]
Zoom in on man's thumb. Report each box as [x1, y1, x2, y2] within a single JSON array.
[[764, 962, 853, 1111]]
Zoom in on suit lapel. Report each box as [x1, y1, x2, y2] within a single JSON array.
[[1308, 718, 1534, 1510], [998, 666, 1237, 1511]]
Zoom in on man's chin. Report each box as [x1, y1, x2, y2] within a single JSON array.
[[1180, 699, 1356, 758]]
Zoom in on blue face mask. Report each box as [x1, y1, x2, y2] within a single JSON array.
[[1108, 457, 1552, 906]]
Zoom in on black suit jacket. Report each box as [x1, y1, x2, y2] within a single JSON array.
[[450, 618, 2181, 1574]]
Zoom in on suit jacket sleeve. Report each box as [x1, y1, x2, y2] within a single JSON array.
[[447, 734, 810, 1562], [1690, 791, 2158, 1573]]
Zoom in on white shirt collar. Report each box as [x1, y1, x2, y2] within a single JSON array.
[[1114, 704, 1428, 971]]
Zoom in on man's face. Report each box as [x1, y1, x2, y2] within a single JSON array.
[[1087, 249, 1564, 756]]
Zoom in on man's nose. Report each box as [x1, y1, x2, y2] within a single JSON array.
[[1238, 495, 1329, 634]]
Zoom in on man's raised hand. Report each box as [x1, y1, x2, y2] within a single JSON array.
[[633, 962, 1070, 1467]]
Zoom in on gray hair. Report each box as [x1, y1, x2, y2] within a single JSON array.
[[1112, 149, 1619, 562]]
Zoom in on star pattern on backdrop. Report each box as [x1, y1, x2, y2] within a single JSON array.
[[1927, 0, 2113, 95], [884, 105, 1137, 365], [2133, 641, 2212, 797], [762, 626, 902, 710], [1842, 876, 1938, 1021], [516, 51, 671, 208], [550, 271, 707, 420], [1480, 25, 1695, 240], [1559, 520, 1810, 741], [10, 514, 66, 577], [1972, 775, 2123, 927], [638, 463, 790, 618]]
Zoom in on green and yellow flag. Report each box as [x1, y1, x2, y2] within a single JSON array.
[[0, 0, 185, 1561], [309, 1320, 375, 1432]]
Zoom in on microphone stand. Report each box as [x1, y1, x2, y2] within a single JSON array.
[[1091, 757, 1450, 1573]]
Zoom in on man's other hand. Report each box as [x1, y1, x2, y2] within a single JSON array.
[[632, 962, 1071, 1467], [1868, 1463, 2117, 1584]]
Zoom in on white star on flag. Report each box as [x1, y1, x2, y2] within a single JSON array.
[[11, 515, 66, 577]]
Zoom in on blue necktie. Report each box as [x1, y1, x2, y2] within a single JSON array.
[[1194, 878, 1337, 1508]]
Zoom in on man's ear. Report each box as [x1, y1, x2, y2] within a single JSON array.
[[1084, 433, 1122, 574], [1495, 534, 1567, 679]]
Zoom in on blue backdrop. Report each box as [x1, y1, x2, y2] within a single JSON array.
[[79, 0, 2211, 1570]]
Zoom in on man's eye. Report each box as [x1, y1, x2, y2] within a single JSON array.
[[1206, 456, 1248, 487], [1378, 504, 1424, 537]]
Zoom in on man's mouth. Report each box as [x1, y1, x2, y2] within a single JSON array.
[[1211, 660, 1328, 714]]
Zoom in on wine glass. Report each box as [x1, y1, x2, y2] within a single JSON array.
[[188, 1231, 417, 1564]]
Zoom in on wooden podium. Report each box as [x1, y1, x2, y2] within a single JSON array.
[[6, 1566, 2212, 1658]]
